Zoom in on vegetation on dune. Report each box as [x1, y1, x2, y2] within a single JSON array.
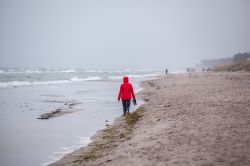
[[214, 60, 250, 72], [201, 51, 250, 69]]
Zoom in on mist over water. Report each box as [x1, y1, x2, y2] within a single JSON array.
[[1, 0, 250, 70]]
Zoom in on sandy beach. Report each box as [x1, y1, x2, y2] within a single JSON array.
[[50, 72, 250, 166]]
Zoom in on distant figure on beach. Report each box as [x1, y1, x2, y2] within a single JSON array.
[[118, 76, 136, 116], [187, 68, 197, 78], [165, 69, 168, 75]]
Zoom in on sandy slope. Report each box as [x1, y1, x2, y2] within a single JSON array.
[[50, 72, 250, 166]]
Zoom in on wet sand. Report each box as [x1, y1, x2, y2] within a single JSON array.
[[50, 72, 250, 166]]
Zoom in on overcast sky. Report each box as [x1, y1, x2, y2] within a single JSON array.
[[0, 0, 249, 70]]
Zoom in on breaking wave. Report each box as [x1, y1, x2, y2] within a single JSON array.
[[0, 76, 103, 88], [25, 69, 44, 73], [70, 76, 102, 81], [61, 69, 77, 73], [108, 73, 160, 80]]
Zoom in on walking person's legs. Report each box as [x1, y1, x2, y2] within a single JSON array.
[[122, 100, 126, 116], [126, 100, 131, 113], [122, 100, 131, 116]]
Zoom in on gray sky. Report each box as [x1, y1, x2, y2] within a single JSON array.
[[0, 0, 250, 70]]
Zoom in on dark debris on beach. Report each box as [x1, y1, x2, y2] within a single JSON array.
[[37, 100, 81, 120], [37, 109, 62, 119]]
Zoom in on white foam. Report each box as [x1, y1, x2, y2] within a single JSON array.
[[70, 76, 102, 81], [79, 136, 92, 144], [109, 73, 160, 80], [26, 69, 43, 73], [42, 136, 91, 166], [0, 81, 31, 88], [128, 73, 160, 78], [61, 69, 77, 73], [0, 76, 103, 88], [84, 69, 156, 73], [70, 77, 83, 81], [84, 69, 105, 73], [36, 80, 70, 85], [5, 70, 23, 74], [0, 70, 5, 73], [0, 80, 69, 88], [82, 76, 102, 81]]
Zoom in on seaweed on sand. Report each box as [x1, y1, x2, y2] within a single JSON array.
[[72, 106, 145, 164]]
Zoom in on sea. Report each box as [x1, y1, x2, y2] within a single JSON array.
[[0, 68, 161, 166]]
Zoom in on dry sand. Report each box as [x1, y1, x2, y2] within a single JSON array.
[[50, 72, 250, 166]]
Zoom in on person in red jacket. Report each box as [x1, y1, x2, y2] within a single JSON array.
[[118, 76, 136, 116]]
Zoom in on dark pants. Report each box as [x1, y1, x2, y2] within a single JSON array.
[[122, 100, 131, 115]]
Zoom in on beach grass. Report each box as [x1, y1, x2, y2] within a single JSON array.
[[214, 60, 250, 72]]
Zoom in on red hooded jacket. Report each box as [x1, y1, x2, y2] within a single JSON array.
[[118, 76, 135, 101]]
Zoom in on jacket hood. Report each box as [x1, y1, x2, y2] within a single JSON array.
[[123, 76, 129, 83]]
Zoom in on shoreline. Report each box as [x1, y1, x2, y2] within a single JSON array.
[[49, 72, 250, 166], [46, 78, 148, 166], [49, 104, 146, 166]]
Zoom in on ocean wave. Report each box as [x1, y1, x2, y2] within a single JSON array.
[[2, 69, 65, 74], [2, 69, 23, 74], [0, 81, 32, 88], [84, 69, 153, 73], [82, 76, 102, 81], [0, 80, 70, 88], [1, 69, 44, 74], [84, 69, 104, 73], [61, 69, 77, 73], [0, 76, 102, 88], [0, 70, 5, 74], [70, 76, 102, 81], [108, 73, 160, 80], [25, 69, 44, 73], [128, 73, 161, 77], [84, 69, 131, 73]]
